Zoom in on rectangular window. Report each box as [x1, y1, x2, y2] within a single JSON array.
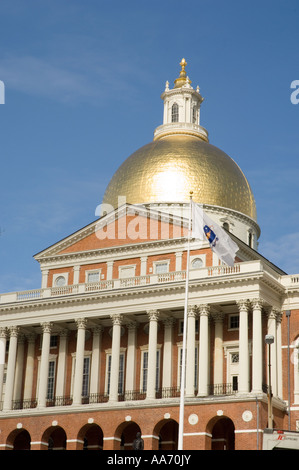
[[82, 357, 90, 397], [87, 271, 100, 283], [141, 350, 160, 392], [47, 361, 55, 400], [155, 262, 168, 274], [229, 314, 239, 329], [232, 375, 238, 391], [106, 353, 125, 395], [178, 346, 198, 389]]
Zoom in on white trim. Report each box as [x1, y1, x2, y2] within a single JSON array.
[[234, 429, 264, 434], [183, 432, 212, 438]]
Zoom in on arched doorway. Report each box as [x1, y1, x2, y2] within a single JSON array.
[[7, 429, 31, 450], [210, 417, 235, 450], [115, 421, 141, 450], [42, 426, 67, 450], [77, 423, 104, 450], [154, 419, 178, 450]]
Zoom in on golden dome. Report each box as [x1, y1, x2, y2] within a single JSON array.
[[103, 134, 257, 221]]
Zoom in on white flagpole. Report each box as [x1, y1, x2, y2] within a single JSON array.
[[178, 192, 193, 450]]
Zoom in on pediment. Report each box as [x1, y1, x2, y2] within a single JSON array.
[[34, 204, 188, 260]]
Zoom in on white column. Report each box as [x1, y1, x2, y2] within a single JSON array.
[[90, 326, 103, 395], [13, 334, 25, 401], [55, 330, 69, 398], [37, 322, 53, 408], [125, 322, 137, 395], [185, 306, 197, 397], [73, 318, 87, 405], [212, 312, 224, 386], [0, 328, 7, 401], [251, 299, 263, 393], [267, 308, 278, 397], [109, 314, 123, 402], [146, 310, 160, 399], [238, 300, 250, 393], [23, 334, 36, 402], [3, 326, 19, 411], [162, 317, 175, 390], [197, 305, 210, 397], [276, 311, 283, 398]]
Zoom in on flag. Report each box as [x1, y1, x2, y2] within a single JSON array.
[[191, 202, 239, 267]]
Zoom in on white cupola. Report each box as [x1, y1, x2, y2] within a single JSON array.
[[154, 58, 209, 142]]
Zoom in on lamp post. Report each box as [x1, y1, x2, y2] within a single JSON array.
[[265, 334, 274, 428]]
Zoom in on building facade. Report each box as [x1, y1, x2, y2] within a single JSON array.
[[0, 60, 299, 451]]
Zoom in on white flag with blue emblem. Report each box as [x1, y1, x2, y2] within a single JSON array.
[[191, 202, 239, 267]]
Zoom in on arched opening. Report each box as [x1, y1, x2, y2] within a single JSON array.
[[42, 426, 67, 450], [210, 417, 235, 450], [7, 429, 31, 450], [171, 103, 179, 122], [115, 421, 141, 451], [77, 423, 103, 450], [154, 419, 178, 450]]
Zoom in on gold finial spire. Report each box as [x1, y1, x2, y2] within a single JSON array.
[[174, 58, 191, 88]]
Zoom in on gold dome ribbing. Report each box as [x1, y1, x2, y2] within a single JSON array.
[[103, 134, 257, 221]]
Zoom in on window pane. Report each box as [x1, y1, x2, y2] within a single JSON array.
[[47, 361, 55, 400], [171, 103, 179, 122], [82, 357, 90, 396], [87, 272, 99, 283], [155, 262, 168, 274]]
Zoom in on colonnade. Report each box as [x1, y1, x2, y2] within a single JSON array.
[[0, 299, 283, 412]]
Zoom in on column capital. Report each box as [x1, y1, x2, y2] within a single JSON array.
[[127, 321, 138, 331], [163, 317, 176, 327], [147, 309, 160, 322], [110, 314, 123, 326], [237, 299, 249, 312], [92, 325, 104, 335], [0, 327, 7, 339], [187, 305, 197, 317], [25, 333, 36, 343], [58, 329, 69, 338], [198, 304, 210, 317], [251, 298, 263, 310], [40, 322, 53, 334], [211, 311, 225, 323], [9, 326, 20, 338], [75, 318, 87, 329]]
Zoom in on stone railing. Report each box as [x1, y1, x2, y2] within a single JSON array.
[[0, 260, 274, 305]]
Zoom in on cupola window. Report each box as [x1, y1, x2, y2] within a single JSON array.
[[171, 103, 179, 122]]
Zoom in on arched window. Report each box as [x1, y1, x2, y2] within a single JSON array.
[[192, 106, 197, 124], [191, 258, 203, 269], [223, 222, 230, 232], [171, 103, 179, 122]]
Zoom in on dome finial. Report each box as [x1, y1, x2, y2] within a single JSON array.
[[174, 57, 191, 88]]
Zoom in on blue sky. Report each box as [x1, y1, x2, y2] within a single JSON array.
[[0, 0, 298, 293]]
